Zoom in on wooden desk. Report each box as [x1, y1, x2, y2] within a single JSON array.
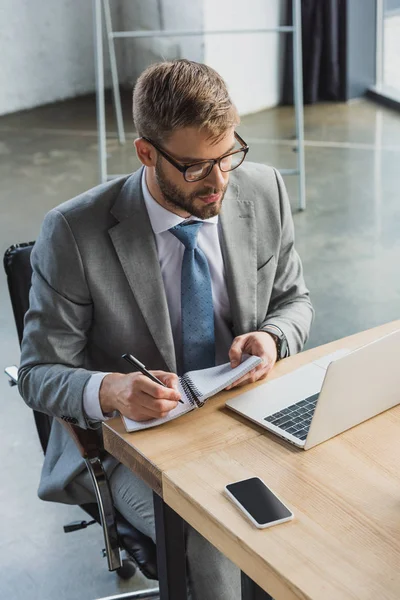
[[103, 320, 400, 599]]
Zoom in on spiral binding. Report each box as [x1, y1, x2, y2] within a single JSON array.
[[180, 374, 205, 408]]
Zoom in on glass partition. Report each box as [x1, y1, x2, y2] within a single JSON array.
[[376, 0, 400, 98]]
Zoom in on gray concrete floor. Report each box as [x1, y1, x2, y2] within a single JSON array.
[[1, 93, 400, 599]]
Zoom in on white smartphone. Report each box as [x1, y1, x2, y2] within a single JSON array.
[[225, 477, 294, 529]]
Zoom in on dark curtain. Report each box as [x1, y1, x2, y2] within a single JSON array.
[[282, 0, 343, 105]]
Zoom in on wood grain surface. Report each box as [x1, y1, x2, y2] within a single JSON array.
[[103, 320, 400, 598], [164, 404, 400, 599], [103, 320, 400, 493]]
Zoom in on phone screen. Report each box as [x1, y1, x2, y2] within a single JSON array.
[[226, 477, 292, 525]]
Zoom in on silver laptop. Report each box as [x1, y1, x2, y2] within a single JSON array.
[[226, 329, 400, 450]]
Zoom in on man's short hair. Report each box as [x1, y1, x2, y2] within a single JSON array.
[[132, 59, 239, 144]]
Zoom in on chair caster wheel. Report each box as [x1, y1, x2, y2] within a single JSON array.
[[116, 557, 137, 580]]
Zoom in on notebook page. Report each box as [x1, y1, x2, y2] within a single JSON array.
[[185, 354, 262, 402], [122, 379, 193, 432], [122, 355, 262, 432]]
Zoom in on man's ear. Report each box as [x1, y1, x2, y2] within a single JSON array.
[[134, 138, 157, 167]]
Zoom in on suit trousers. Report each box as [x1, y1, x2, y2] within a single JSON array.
[[109, 463, 241, 599]]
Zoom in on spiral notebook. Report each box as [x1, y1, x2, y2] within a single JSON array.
[[122, 354, 262, 432]]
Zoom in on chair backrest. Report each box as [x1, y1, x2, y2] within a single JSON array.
[[3, 242, 52, 453]]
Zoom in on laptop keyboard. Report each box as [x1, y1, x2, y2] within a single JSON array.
[[264, 393, 320, 441]]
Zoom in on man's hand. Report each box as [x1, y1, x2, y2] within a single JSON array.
[[226, 331, 278, 390], [99, 371, 181, 421]]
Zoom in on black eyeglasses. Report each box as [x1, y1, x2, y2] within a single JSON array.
[[142, 131, 249, 182]]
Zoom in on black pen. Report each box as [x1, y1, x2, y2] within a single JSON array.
[[122, 353, 183, 404]]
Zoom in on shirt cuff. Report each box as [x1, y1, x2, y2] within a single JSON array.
[[83, 372, 115, 422]]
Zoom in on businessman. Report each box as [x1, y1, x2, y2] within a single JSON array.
[[19, 60, 313, 599]]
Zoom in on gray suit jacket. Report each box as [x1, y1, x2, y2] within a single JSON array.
[[19, 162, 313, 504]]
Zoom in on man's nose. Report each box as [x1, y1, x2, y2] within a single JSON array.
[[205, 162, 227, 190]]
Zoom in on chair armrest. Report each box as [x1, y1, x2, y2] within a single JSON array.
[[57, 418, 122, 571], [3, 350, 122, 572], [57, 419, 101, 460], [5, 365, 18, 386], [5, 363, 122, 571]]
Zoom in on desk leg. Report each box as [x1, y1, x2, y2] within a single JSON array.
[[153, 492, 188, 600], [241, 571, 273, 600]]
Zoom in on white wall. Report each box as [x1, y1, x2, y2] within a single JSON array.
[[116, 0, 286, 115], [120, 0, 204, 88], [0, 0, 203, 116], [0, 0, 121, 116], [0, 0, 285, 117], [203, 0, 286, 115]]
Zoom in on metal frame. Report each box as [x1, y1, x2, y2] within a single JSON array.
[[103, 0, 125, 144], [153, 493, 187, 600], [375, 0, 384, 90], [82, 453, 160, 599], [93, 0, 306, 210], [85, 456, 122, 571], [241, 572, 273, 600], [86, 457, 160, 599]]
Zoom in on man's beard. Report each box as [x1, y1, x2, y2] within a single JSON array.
[[155, 157, 227, 219]]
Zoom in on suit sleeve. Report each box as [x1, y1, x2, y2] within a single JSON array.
[[18, 209, 98, 429], [258, 168, 314, 354]]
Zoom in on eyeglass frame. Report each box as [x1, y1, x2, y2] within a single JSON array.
[[141, 131, 249, 182]]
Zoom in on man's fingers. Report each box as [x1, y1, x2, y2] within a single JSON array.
[[154, 371, 180, 392], [257, 353, 271, 369], [226, 366, 269, 390], [126, 399, 179, 421], [226, 355, 271, 390], [132, 393, 179, 419], [229, 337, 246, 367], [225, 370, 255, 390], [141, 397, 179, 416], [137, 374, 181, 402], [115, 372, 180, 422]]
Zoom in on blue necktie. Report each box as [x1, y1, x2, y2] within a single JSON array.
[[169, 221, 215, 373]]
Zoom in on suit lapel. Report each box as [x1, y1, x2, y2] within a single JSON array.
[[219, 180, 258, 336], [109, 169, 176, 373]]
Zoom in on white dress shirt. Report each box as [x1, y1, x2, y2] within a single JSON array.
[[83, 168, 234, 421]]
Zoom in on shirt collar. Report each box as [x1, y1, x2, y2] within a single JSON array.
[[141, 168, 218, 235]]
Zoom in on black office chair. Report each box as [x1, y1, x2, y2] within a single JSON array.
[[4, 242, 159, 600]]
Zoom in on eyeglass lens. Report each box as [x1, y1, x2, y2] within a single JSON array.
[[185, 150, 246, 182]]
